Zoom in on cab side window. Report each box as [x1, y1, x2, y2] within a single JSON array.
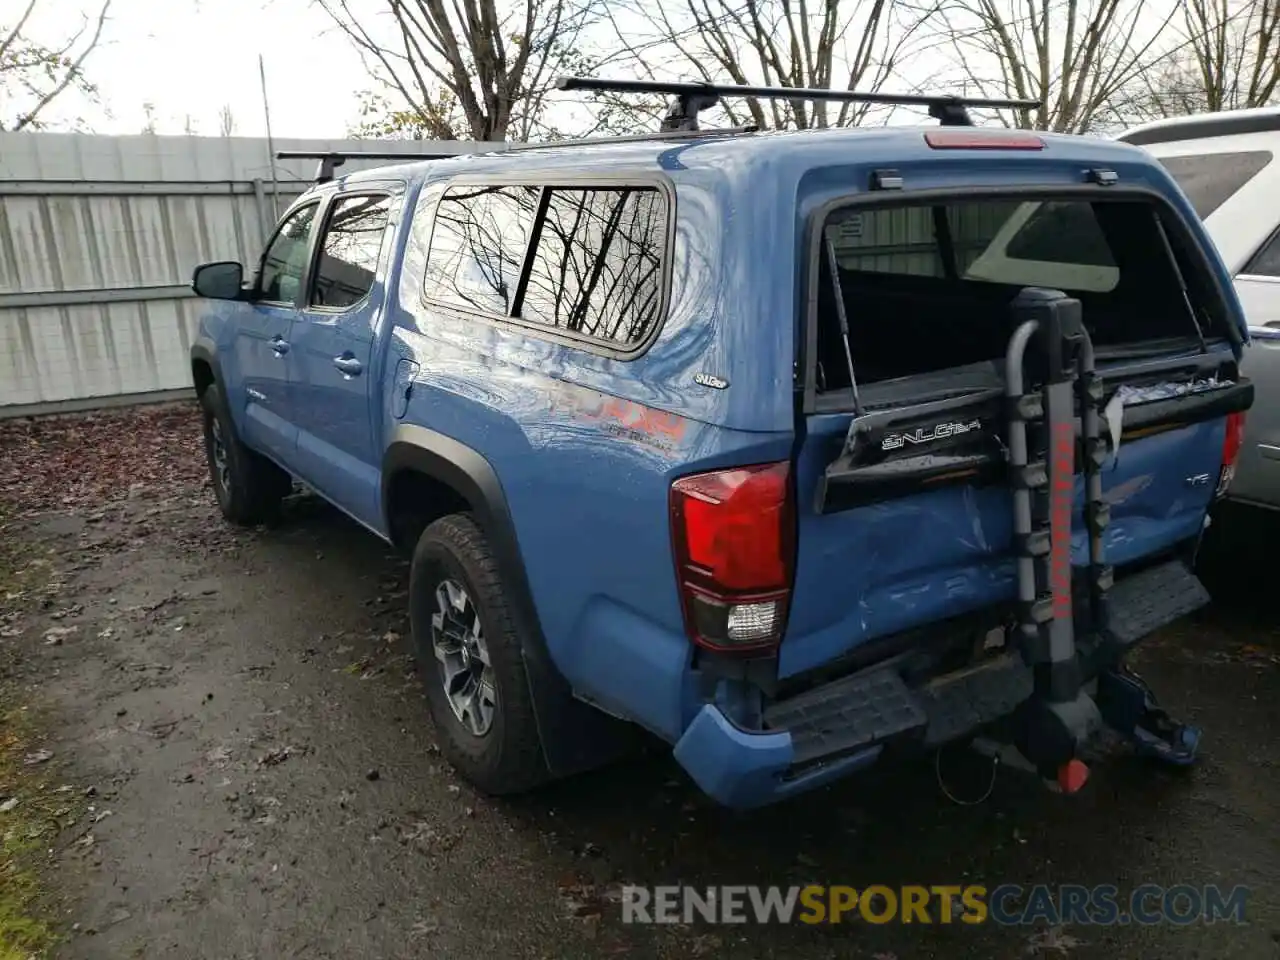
[[309, 194, 393, 309], [258, 202, 319, 304]]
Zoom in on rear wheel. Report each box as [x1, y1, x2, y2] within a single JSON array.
[[199, 383, 291, 526], [409, 513, 548, 795]]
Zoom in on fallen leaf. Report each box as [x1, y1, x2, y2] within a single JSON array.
[[43, 625, 77, 645], [257, 746, 294, 767], [0, 405, 207, 518], [205, 746, 232, 765], [23, 748, 54, 765], [1025, 926, 1086, 955], [688, 934, 722, 957]]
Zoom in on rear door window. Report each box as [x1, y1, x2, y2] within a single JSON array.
[[309, 194, 392, 309], [1157, 151, 1273, 219]]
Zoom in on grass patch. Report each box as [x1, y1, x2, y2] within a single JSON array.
[[0, 518, 77, 960], [0, 706, 68, 960], [0, 716, 58, 957]]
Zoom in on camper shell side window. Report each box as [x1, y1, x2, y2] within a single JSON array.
[[420, 177, 674, 358]]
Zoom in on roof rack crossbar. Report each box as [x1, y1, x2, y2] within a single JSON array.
[[275, 149, 457, 184], [556, 76, 1042, 130]]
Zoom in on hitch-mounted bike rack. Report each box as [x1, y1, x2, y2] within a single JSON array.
[[1004, 288, 1112, 781]]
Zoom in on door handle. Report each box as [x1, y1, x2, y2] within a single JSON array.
[[332, 355, 363, 377], [270, 336, 290, 356]]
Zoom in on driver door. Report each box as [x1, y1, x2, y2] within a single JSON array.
[[233, 200, 321, 470]]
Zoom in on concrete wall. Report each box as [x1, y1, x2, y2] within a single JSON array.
[[0, 132, 482, 416]]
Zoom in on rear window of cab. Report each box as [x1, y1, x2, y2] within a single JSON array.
[[419, 182, 670, 354]]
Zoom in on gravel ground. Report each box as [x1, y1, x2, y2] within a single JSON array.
[[0, 403, 1278, 960]]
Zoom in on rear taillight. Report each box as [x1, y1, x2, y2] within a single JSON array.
[[1216, 411, 1246, 498], [670, 461, 795, 655]]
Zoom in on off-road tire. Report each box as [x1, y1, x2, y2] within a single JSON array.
[[199, 382, 291, 526], [409, 513, 548, 795]]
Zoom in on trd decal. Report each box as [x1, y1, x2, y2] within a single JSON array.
[[881, 419, 982, 451], [549, 385, 688, 450], [590, 397, 686, 443]]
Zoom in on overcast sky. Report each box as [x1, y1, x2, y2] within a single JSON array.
[[29, 0, 965, 138], [32, 0, 372, 137], [24, 0, 1180, 139]]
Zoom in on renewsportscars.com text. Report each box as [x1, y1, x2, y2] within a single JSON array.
[[621, 884, 1249, 926]]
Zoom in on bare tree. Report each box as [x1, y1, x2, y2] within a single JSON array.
[[1114, 0, 1280, 122], [600, 0, 940, 131], [316, 0, 601, 141], [0, 0, 112, 131], [218, 103, 237, 136], [928, 0, 1180, 133]]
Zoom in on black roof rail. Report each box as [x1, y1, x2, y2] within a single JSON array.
[[556, 76, 1042, 130], [277, 125, 760, 184], [275, 149, 457, 184], [502, 125, 758, 152]]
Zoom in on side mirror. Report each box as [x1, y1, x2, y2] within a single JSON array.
[[192, 261, 246, 300]]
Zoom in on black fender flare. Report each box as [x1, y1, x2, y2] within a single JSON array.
[[189, 341, 223, 397], [382, 423, 638, 776]]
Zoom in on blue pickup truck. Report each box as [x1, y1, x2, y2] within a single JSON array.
[[189, 78, 1253, 810]]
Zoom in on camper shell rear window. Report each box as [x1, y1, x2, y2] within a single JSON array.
[[810, 194, 1227, 395]]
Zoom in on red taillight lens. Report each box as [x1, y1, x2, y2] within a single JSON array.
[[1216, 411, 1246, 497], [670, 461, 795, 655]]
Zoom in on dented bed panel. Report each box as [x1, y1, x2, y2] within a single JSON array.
[[781, 399, 1228, 680]]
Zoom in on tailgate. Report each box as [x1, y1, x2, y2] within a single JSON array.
[[780, 185, 1251, 681]]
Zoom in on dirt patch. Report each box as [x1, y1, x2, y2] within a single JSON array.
[[1, 405, 1278, 960], [0, 403, 204, 959]]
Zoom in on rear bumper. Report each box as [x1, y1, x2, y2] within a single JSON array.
[[673, 704, 883, 809], [672, 558, 1208, 810]]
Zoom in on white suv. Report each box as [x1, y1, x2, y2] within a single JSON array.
[[1119, 108, 1280, 510]]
